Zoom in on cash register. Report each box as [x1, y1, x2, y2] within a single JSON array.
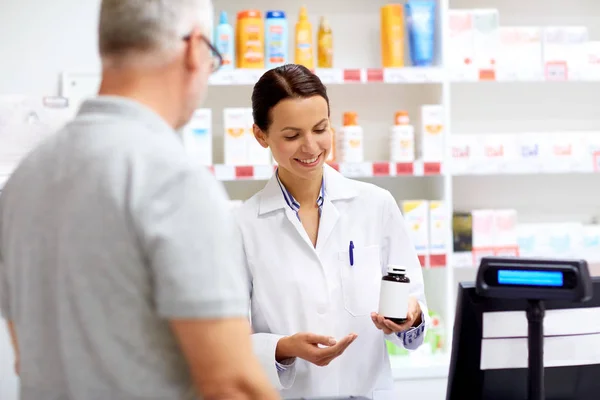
[[447, 256, 600, 400]]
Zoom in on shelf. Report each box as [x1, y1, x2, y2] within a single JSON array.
[[449, 66, 600, 83], [390, 353, 450, 381], [209, 67, 444, 85], [211, 161, 443, 181], [452, 167, 600, 176]]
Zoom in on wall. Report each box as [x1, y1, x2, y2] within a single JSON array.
[[0, 0, 101, 96], [0, 1, 101, 397]]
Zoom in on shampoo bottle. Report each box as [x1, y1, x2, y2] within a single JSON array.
[[390, 111, 415, 162], [236, 10, 265, 69], [380, 4, 405, 67], [215, 11, 234, 70], [405, 0, 436, 66], [265, 11, 288, 68], [295, 6, 314, 69], [317, 16, 333, 68], [337, 112, 364, 163]]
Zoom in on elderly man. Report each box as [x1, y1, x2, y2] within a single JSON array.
[[0, 1, 279, 399]]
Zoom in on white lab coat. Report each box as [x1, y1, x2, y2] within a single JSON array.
[[236, 164, 428, 400]]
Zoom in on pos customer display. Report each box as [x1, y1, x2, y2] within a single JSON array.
[[447, 257, 600, 400]]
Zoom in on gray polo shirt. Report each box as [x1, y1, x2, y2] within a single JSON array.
[[0, 96, 249, 400]]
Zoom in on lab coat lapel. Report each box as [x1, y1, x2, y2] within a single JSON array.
[[258, 173, 317, 252], [315, 197, 339, 253], [316, 165, 359, 252]]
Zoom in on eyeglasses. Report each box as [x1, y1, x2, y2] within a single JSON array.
[[182, 34, 223, 73]]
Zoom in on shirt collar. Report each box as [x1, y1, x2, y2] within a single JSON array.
[[258, 164, 358, 216], [275, 169, 325, 218], [76, 96, 175, 136]]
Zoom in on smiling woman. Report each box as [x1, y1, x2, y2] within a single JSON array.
[[251, 64, 332, 186], [234, 63, 430, 399]]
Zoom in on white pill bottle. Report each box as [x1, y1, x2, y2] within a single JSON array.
[[378, 265, 410, 324]]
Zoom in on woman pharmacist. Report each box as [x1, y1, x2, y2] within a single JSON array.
[[236, 64, 428, 400]]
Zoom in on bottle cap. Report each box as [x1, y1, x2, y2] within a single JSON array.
[[266, 10, 286, 19], [299, 6, 309, 21], [319, 16, 331, 30], [394, 111, 410, 125], [387, 265, 406, 275], [237, 10, 262, 20], [343, 112, 358, 126], [219, 11, 228, 25]]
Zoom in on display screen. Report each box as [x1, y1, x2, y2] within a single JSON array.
[[497, 269, 564, 287]]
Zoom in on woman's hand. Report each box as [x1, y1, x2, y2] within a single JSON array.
[[276, 332, 358, 367], [371, 296, 422, 334]]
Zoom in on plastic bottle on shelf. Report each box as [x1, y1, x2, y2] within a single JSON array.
[[294, 6, 314, 69], [390, 110, 415, 162], [215, 11, 234, 70], [236, 10, 264, 69], [317, 16, 333, 68], [337, 112, 364, 163], [265, 11, 288, 69], [380, 4, 405, 68]]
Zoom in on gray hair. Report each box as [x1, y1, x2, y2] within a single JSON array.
[[99, 0, 213, 65]]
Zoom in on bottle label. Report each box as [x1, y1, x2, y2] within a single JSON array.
[[267, 25, 285, 64], [217, 33, 232, 65], [378, 280, 409, 319], [242, 24, 264, 64]]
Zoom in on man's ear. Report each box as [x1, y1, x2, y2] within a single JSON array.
[[253, 124, 269, 149], [184, 28, 203, 72]]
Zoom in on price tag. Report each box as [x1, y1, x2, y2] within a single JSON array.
[[384, 68, 407, 83], [424, 162, 442, 175], [372, 162, 390, 176], [479, 69, 496, 81], [545, 62, 568, 81], [429, 254, 447, 268], [213, 165, 235, 181], [339, 162, 371, 177], [235, 166, 254, 179], [209, 70, 235, 85], [315, 69, 343, 84], [426, 68, 443, 83], [343, 69, 362, 83], [396, 162, 414, 175], [366, 69, 384, 82], [449, 67, 478, 82], [253, 165, 274, 180], [410, 69, 428, 83]]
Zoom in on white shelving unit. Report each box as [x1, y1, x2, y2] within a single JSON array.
[[3, 0, 600, 399]]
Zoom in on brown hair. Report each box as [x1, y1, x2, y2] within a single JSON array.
[[251, 64, 330, 132]]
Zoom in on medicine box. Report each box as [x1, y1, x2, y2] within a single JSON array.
[[472, 9, 500, 78], [402, 200, 429, 268], [420, 105, 445, 162], [224, 108, 250, 166], [428, 201, 447, 267], [447, 10, 475, 77], [182, 108, 212, 166]]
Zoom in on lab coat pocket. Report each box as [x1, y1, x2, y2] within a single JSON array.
[[339, 245, 381, 317]]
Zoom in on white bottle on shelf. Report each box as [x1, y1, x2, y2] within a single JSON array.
[[245, 108, 272, 165], [336, 111, 364, 163], [390, 110, 415, 162], [182, 109, 212, 166], [223, 108, 249, 165]]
